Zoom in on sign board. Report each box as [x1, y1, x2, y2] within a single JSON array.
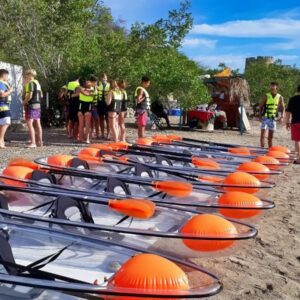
[[238, 106, 251, 131], [0, 61, 23, 121]]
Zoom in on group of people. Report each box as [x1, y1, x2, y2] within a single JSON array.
[[59, 75, 152, 143], [0, 68, 43, 148], [259, 82, 300, 163]]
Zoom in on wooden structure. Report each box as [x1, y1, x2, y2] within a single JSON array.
[[203, 72, 250, 128]]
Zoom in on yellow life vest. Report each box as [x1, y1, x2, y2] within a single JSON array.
[[264, 93, 280, 119]]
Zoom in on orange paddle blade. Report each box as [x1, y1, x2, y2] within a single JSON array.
[[152, 135, 173, 144], [269, 145, 291, 154], [218, 191, 263, 219], [180, 214, 237, 251], [107, 142, 130, 150], [109, 199, 156, 219], [136, 138, 154, 146], [2, 166, 33, 187], [166, 134, 183, 141], [253, 155, 280, 170], [78, 148, 100, 158], [110, 253, 189, 290], [228, 147, 251, 155], [224, 172, 261, 194], [237, 161, 270, 180], [47, 155, 74, 167], [88, 144, 113, 151], [198, 175, 224, 183], [153, 180, 193, 197], [8, 158, 40, 170], [192, 157, 220, 170]]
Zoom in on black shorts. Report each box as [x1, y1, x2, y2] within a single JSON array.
[[78, 101, 92, 115], [97, 101, 108, 116], [69, 98, 79, 122]]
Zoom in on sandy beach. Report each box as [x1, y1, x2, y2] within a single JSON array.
[[2, 118, 300, 300]]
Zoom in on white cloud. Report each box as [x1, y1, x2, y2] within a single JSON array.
[[191, 18, 300, 38], [183, 38, 217, 49]]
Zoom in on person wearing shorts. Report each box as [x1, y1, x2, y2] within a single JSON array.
[[118, 80, 127, 142], [67, 78, 80, 140], [259, 82, 285, 148], [23, 69, 43, 148], [285, 85, 300, 163], [98, 73, 110, 139], [106, 80, 123, 142], [89, 75, 100, 139], [0, 69, 13, 148], [78, 79, 94, 143], [135, 76, 151, 138]]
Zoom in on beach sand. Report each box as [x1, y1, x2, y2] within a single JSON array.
[[3, 118, 300, 299]]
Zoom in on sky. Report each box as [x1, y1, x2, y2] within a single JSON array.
[[103, 0, 300, 71]]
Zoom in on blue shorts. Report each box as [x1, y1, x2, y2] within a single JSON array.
[[261, 117, 276, 131], [91, 106, 99, 118]]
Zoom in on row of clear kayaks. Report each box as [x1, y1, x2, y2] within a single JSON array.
[[0, 134, 295, 299]]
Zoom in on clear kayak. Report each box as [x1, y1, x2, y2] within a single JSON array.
[[0, 182, 257, 258], [0, 161, 275, 218], [0, 217, 222, 299]]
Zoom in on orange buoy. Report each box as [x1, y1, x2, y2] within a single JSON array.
[[111, 253, 189, 290], [166, 134, 183, 141], [269, 145, 291, 154], [8, 158, 40, 170], [253, 155, 280, 170], [47, 155, 74, 167], [109, 199, 156, 219], [218, 191, 263, 219], [224, 172, 261, 194], [267, 150, 289, 160], [237, 162, 270, 180], [198, 175, 224, 183], [88, 144, 113, 151], [136, 138, 154, 146], [180, 214, 237, 251], [228, 147, 251, 155], [192, 157, 220, 170], [2, 166, 33, 187], [153, 181, 192, 197]]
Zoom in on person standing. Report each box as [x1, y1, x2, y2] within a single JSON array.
[[89, 75, 100, 139], [285, 85, 300, 164], [78, 78, 94, 144], [118, 80, 127, 142], [0, 69, 13, 148], [106, 80, 123, 142], [259, 82, 285, 148], [98, 73, 110, 139], [58, 85, 69, 136], [135, 76, 151, 138], [67, 78, 80, 140], [23, 69, 43, 148]]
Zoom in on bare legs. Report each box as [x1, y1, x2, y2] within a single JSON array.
[[99, 114, 109, 139], [260, 129, 274, 148], [26, 119, 43, 147], [108, 112, 118, 142], [295, 141, 300, 161], [0, 124, 9, 148], [118, 112, 126, 142], [138, 126, 145, 138], [78, 112, 92, 143], [92, 116, 100, 138]]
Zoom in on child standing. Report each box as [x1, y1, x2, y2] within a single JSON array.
[[23, 69, 43, 148]]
